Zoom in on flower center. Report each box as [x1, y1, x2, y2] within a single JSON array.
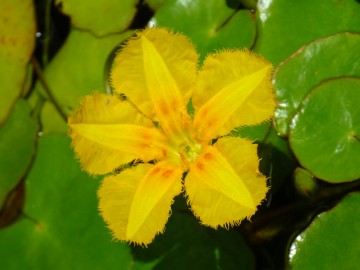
[[178, 138, 202, 163]]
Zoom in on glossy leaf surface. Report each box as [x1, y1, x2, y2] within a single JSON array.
[[273, 33, 360, 136], [289, 192, 360, 269], [289, 77, 360, 182]]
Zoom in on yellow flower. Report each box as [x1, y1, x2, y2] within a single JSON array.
[[68, 28, 275, 245]]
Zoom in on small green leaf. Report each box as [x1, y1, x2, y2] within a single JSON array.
[[289, 77, 360, 182], [289, 192, 360, 269], [293, 168, 319, 198], [55, 0, 138, 36]]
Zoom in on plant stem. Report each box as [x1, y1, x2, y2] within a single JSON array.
[[31, 56, 68, 122]]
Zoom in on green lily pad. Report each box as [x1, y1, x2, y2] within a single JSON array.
[[35, 28, 133, 115], [0, 134, 132, 269], [289, 192, 360, 269], [0, 0, 36, 125], [273, 33, 360, 136], [255, 0, 360, 65], [132, 210, 255, 269], [150, 0, 256, 59], [289, 77, 360, 182], [55, 0, 138, 36], [0, 100, 37, 208]]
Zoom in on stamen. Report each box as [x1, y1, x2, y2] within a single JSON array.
[[178, 138, 202, 163]]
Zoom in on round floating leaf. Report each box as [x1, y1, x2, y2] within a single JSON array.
[[0, 135, 132, 269], [132, 210, 255, 269], [289, 77, 360, 182], [35, 28, 133, 115], [289, 192, 360, 269], [0, 0, 36, 125], [273, 33, 360, 136], [0, 100, 37, 207], [150, 0, 256, 59], [255, 0, 360, 65], [55, 0, 138, 36]]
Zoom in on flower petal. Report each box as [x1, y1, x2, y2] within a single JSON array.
[[111, 28, 198, 134], [185, 138, 268, 228], [69, 93, 166, 175], [192, 50, 275, 142], [98, 162, 183, 245]]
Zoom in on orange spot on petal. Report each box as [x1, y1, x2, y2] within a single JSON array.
[[162, 149, 168, 159], [140, 132, 152, 141], [138, 143, 149, 149], [207, 117, 218, 128], [171, 100, 179, 110], [162, 169, 174, 178], [151, 167, 161, 175], [204, 152, 213, 160], [200, 108, 208, 117], [159, 102, 169, 115], [196, 162, 204, 171]]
